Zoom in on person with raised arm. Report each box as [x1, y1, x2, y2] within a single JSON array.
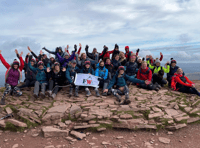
[[0, 50, 24, 105], [42, 46, 64, 62]]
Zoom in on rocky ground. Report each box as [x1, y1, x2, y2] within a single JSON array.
[[0, 81, 200, 148]]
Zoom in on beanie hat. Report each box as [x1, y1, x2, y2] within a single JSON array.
[[71, 59, 77, 64], [118, 66, 125, 71], [137, 57, 142, 61], [37, 61, 44, 67], [171, 58, 177, 64], [13, 59, 19, 66], [30, 58, 36, 62], [125, 46, 129, 49], [155, 59, 160, 64], [64, 52, 69, 56], [85, 61, 91, 65], [54, 62, 60, 66]]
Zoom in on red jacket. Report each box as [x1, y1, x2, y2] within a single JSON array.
[[0, 54, 24, 71], [171, 73, 194, 90], [137, 67, 152, 85], [100, 50, 114, 59]]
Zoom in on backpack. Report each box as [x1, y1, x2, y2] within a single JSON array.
[[139, 68, 150, 75]]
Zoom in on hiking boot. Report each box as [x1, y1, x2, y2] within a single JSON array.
[[155, 87, 160, 91], [124, 99, 131, 105], [102, 92, 107, 96], [96, 90, 100, 97], [157, 85, 162, 89], [33, 93, 38, 99], [107, 89, 112, 95], [51, 93, 56, 99], [75, 88, 79, 97], [86, 90, 91, 97], [0, 98, 5, 105], [40, 93, 45, 98], [47, 90, 52, 97]]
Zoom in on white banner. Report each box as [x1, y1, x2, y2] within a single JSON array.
[[74, 73, 99, 88]]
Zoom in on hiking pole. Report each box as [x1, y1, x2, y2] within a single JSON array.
[[0, 113, 13, 120]]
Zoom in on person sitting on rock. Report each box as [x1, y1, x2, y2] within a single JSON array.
[[95, 60, 109, 96], [119, 52, 127, 66], [152, 69, 167, 87], [0, 50, 24, 105], [66, 60, 80, 97], [125, 53, 138, 85], [171, 68, 200, 96], [46, 62, 66, 99], [147, 58, 170, 74], [103, 66, 149, 105], [137, 61, 159, 91], [167, 58, 180, 88], [28, 61, 49, 99], [79, 61, 95, 97]]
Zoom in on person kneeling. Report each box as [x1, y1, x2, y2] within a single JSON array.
[[80, 61, 95, 97], [137, 61, 159, 91], [104, 66, 149, 105]]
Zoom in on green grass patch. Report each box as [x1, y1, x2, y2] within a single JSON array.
[[4, 122, 25, 132]]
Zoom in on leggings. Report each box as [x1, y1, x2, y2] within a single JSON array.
[[139, 83, 157, 90], [112, 85, 129, 96], [2, 83, 22, 99], [19, 79, 36, 89], [49, 80, 62, 94], [178, 86, 200, 96]]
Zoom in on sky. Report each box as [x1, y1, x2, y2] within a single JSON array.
[[0, 0, 200, 71]]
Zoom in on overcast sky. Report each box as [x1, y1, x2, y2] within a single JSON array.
[[0, 0, 200, 71]]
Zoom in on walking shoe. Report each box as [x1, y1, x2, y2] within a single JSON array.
[[115, 94, 121, 102], [51, 93, 56, 99], [33, 94, 38, 99], [125, 94, 129, 100], [102, 92, 107, 96], [96, 90, 100, 97], [86, 90, 91, 97], [40, 93, 45, 98], [69, 88, 73, 97], [47, 90, 52, 97]]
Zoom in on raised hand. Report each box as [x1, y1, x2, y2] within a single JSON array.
[[79, 43, 82, 48], [0, 50, 1, 54], [47, 67, 51, 73], [65, 48, 67, 52], [19, 52, 23, 57], [15, 49, 18, 54], [40, 50, 43, 55], [67, 45, 69, 49], [74, 44, 77, 52], [62, 67, 66, 72], [42, 47, 46, 50], [160, 52, 163, 56], [85, 45, 89, 50], [27, 46, 32, 52]]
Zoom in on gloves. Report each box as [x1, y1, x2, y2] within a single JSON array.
[[114, 44, 119, 49], [136, 48, 140, 53], [85, 45, 89, 51], [103, 46, 108, 52], [42, 47, 46, 50], [142, 57, 145, 61], [74, 44, 77, 52]]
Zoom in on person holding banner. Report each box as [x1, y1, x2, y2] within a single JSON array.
[[95, 60, 109, 96], [104, 66, 150, 105], [66, 60, 80, 97], [80, 61, 95, 97]]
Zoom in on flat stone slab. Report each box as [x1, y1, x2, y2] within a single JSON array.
[[74, 124, 100, 129], [6, 119, 27, 128], [159, 137, 170, 144], [48, 104, 71, 113], [70, 131, 86, 139], [42, 126, 69, 138]]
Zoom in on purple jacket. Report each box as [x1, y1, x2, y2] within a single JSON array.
[[56, 52, 75, 67], [6, 68, 20, 86]]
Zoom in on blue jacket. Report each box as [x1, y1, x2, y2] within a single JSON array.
[[167, 65, 179, 78], [80, 67, 95, 75], [95, 66, 108, 80], [125, 61, 138, 76], [57, 52, 75, 68], [28, 62, 48, 83], [66, 66, 80, 83], [107, 72, 145, 89]]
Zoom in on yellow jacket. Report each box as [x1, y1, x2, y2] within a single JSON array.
[[147, 60, 170, 74]]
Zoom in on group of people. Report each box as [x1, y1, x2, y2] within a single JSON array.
[[0, 43, 199, 105]]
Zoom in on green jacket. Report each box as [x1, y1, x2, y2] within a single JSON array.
[[147, 60, 170, 74]]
